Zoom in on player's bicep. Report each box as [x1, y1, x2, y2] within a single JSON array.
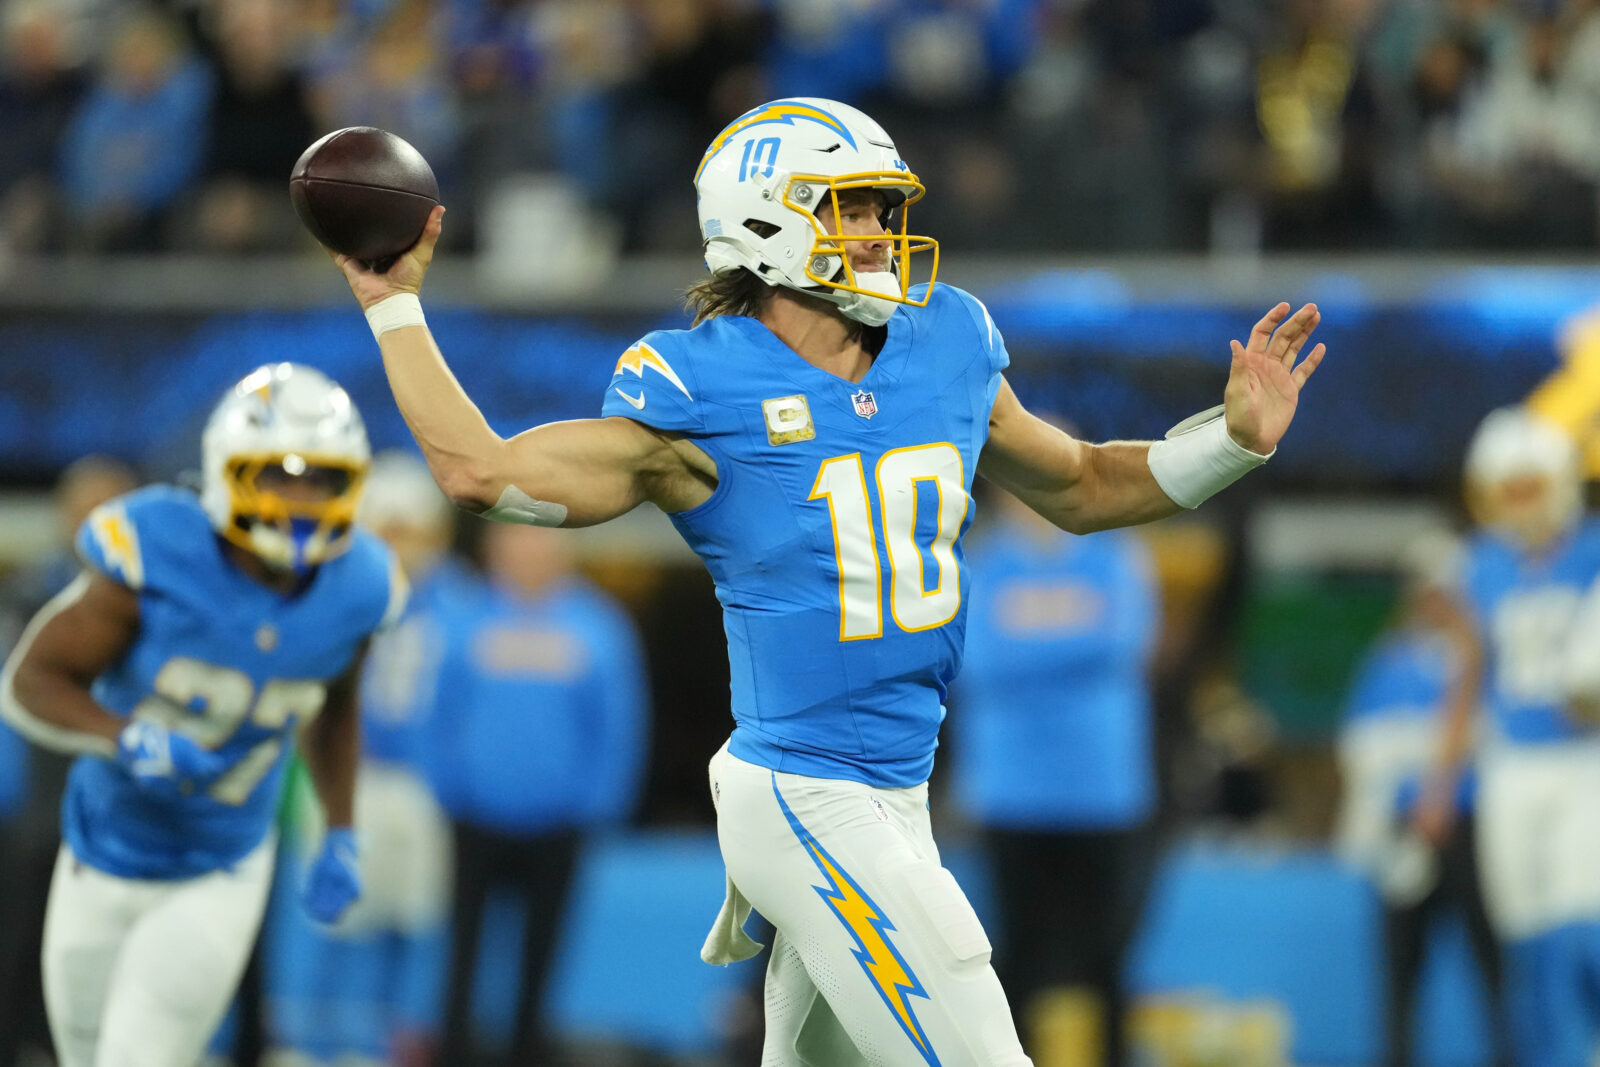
[[497, 416, 712, 527], [976, 377, 1088, 499], [1, 572, 139, 749], [8, 572, 139, 687]]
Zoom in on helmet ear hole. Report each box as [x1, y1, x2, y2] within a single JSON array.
[[743, 219, 780, 238]]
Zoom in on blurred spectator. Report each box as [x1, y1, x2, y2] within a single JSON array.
[[602, 0, 771, 250], [1334, 533, 1509, 1067], [0, 0, 1596, 254], [58, 7, 213, 251], [952, 489, 1161, 1067], [286, 452, 480, 1066], [429, 522, 649, 1066], [0, 1, 88, 255], [0, 455, 139, 1067], [1251, 0, 1386, 249], [307, 0, 461, 205], [186, 0, 318, 252], [1425, 11, 1600, 247]]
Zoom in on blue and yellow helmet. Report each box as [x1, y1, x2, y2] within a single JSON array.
[[200, 363, 371, 573]]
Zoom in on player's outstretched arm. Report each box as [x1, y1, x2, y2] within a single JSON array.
[[978, 381, 1175, 534], [0, 572, 138, 755], [979, 302, 1325, 532], [330, 206, 710, 525]]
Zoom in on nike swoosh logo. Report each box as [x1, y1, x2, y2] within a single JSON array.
[[614, 387, 646, 410]]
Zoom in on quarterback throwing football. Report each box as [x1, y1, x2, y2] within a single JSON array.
[[332, 98, 1325, 1066]]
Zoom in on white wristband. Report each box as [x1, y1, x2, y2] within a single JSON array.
[[1147, 406, 1273, 509], [364, 293, 426, 342]]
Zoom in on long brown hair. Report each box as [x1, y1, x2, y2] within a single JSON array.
[[683, 267, 867, 345], [683, 268, 773, 326]]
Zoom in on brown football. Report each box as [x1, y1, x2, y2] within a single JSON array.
[[290, 127, 439, 272]]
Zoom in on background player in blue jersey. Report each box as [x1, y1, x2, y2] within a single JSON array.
[[0, 363, 405, 1067], [328, 97, 1326, 1066], [952, 486, 1161, 1066], [1417, 407, 1600, 1066], [1335, 533, 1508, 1067]]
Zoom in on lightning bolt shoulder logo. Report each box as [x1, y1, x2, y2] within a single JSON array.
[[613, 343, 693, 413], [772, 775, 941, 1065], [89, 503, 144, 589]]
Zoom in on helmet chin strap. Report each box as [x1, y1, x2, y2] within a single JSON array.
[[821, 270, 900, 327]]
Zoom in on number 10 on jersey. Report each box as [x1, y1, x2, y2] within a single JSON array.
[[810, 443, 968, 640]]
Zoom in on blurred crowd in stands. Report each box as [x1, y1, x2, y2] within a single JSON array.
[[3, 0, 1600, 259]]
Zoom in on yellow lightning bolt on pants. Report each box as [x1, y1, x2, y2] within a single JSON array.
[[704, 742, 1035, 1067]]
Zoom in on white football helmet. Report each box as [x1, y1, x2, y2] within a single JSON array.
[[694, 97, 938, 326], [1463, 406, 1582, 549], [201, 363, 371, 572]]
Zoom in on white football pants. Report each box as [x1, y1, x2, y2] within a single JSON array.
[[705, 742, 1032, 1067], [1476, 738, 1600, 940], [42, 836, 274, 1067]]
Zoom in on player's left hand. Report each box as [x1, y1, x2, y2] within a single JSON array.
[[1223, 302, 1326, 455], [303, 826, 361, 924]]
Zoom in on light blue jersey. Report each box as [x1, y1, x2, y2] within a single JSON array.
[[359, 557, 482, 773], [601, 284, 1007, 787], [66, 486, 403, 879], [953, 525, 1158, 828], [425, 576, 650, 832], [1460, 519, 1600, 745], [1342, 628, 1472, 815]]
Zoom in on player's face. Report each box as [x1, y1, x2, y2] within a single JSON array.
[[817, 189, 892, 274], [1476, 473, 1568, 550], [255, 458, 350, 503], [483, 522, 574, 594]]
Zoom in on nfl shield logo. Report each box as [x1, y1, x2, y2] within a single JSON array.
[[851, 389, 878, 419]]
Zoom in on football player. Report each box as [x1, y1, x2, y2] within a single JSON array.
[[329, 97, 1325, 1066], [0, 363, 406, 1067], [1416, 407, 1600, 1066]]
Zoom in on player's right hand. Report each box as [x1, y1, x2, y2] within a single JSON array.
[[331, 204, 445, 311], [116, 720, 227, 796]]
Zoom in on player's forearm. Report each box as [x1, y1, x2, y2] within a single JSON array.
[[377, 325, 508, 511], [1433, 645, 1482, 778], [1014, 442, 1183, 535], [1421, 610, 1483, 801], [302, 703, 360, 828]]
